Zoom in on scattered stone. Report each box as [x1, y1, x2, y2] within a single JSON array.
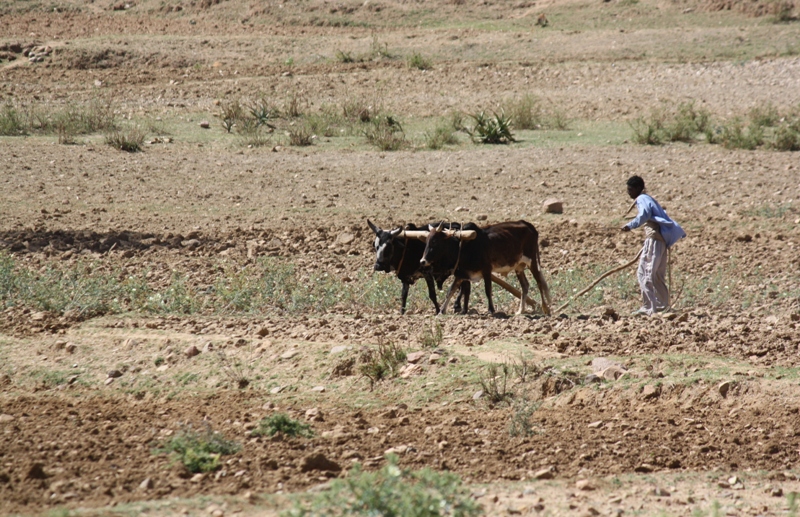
[[600, 365, 628, 381], [280, 350, 298, 360], [400, 364, 423, 378], [139, 477, 153, 490], [641, 384, 660, 400], [587, 421, 603, 429], [407, 351, 426, 364], [0, 374, 12, 387], [199, 120, 210, 129], [591, 357, 623, 373], [584, 374, 601, 384], [65, 343, 77, 354], [190, 473, 204, 483], [311, 385, 326, 393], [257, 327, 269, 337], [542, 198, 563, 214], [182, 239, 201, 249], [533, 467, 554, 480], [634, 464, 653, 473], [124, 338, 139, 349], [601, 306, 618, 321], [107, 370, 123, 378], [202, 342, 214, 353], [26, 463, 48, 479], [476, 214, 488, 221], [771, 487, 783, 497], [305, 408, 324, 422], [269, 386, 284, 394], [576, 479, 595, 491], [330, 345, 350, 355], [54, 340, 67, 350], [718, 381, 731, 398], [301, 453, 341, 472], [473, 390, 484, 400], [67, 375, 78, 385], [185, 345, 200, 358], [428, 353, 441, 363], [337, 232, 355, 245], [454, 206, 469, 212], [0, 414, 14, 423], [651, 487, 670, 497], [104, 378, 115, 386]]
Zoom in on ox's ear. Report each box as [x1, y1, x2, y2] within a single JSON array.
[[367, 219, 381, 235]]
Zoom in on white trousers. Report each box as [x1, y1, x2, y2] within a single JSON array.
[[637, 238, 668, 315]]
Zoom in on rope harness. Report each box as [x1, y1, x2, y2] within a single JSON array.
[[395, 236, 410, 278]]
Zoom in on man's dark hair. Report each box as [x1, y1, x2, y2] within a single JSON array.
[[626, 175, 645, 190]]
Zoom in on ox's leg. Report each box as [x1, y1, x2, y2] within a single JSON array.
[[400, 281, 411, 315], [515, 270, 530, 315], [458, 281, 471, 314], [423, 275, 441, 315], [453, 286, 462, 314], [530, 263, 552, 315], [483, 270, 495, 314], [440, 278, 463, 316]]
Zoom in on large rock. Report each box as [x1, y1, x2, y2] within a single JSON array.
[[542, 198, 563, 214], [301, 453, 341, 472]]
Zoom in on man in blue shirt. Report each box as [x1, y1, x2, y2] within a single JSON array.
[[621, 175, 686, 315]]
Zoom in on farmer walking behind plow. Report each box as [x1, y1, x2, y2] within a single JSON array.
[[621, 175, 686, 316]]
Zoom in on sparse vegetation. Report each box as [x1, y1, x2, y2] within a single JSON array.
[[284, 454, 482, 517], [406, 52, 432, 70], [155, 424, 240, 473], [478, 363, 513, 404], [467, 111, 515, 144], [420, 321, 444, 348], [253, 413, 313, 438], [364, 115, 406, 150], [502, 94, 542, 130], [508, 398, 540, 437], [359, 338, 407, 389], [105, 126, 146, 152], [424, 123, 459, 149], [287, 122, 315, 146]]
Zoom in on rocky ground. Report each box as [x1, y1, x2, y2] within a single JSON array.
[[2, 0, 800, 515]]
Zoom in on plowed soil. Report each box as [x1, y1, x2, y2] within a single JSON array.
[[2, 0, 800, 515]]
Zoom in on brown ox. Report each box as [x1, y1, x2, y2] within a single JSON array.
[[420, 221, 551, 315]]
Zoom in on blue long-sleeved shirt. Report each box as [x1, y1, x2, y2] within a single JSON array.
[[625, 194, 686, 248]]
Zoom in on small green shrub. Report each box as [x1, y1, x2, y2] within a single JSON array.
[[407, 52, 432, 70], [0, 103, 28, 136], [772, 123, 800, 151], [364, 115, 406, 151], [253, 413, 313, 438], [421, 321, 444, 348], [666, 101, 711, 142], [424, 124, 459, 149], [284, 91, 306, 118], [248, 96, 279, 128], [359, 338, 407, 389], [284, 454, 482, 517], [342, 97, 374, 123], [335, 50, 355, 63], [478, 363, 512, 404], [631, 113, 666, 145], [237, 124, 272, 148], [155, 425, 240, 473], [467, 110, 515, 144], [220, 99, 245, 133], [288, 122, 314, 146], [503, 94, 542, 130], [748, 102, 781, 127], [509, 399, 540, 437], [105, 127, 146, 152], [718, 118, 764, 150]]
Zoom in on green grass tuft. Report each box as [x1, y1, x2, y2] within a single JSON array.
[[253, 413, 313, 438], [284, 454, 482, 517], [155, 424, 240, 473]]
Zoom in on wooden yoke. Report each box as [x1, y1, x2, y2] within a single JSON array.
[[397, 229, 477, 241]]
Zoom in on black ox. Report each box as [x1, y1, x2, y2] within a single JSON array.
[[367, 220, 468, 314], [420, 220, 551, 316]]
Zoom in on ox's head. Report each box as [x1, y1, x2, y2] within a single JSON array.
[[367, 219, 402, 272], [420, 221, 450, 268]]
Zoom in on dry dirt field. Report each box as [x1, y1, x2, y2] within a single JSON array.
[[2, 0, 800, 515]]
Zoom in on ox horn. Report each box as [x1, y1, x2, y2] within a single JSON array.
[[436, 221, 445, 232], [367, 219, 381, 235]]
